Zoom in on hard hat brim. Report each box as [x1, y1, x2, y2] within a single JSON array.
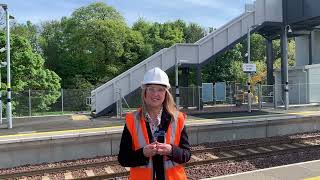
[[142, 81, 170, 88]]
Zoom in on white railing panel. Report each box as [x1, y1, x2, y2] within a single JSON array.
[[117, 75, 130, 96], [96, 84, 114, 113], [241, 13, 255, 35], [147, 55, 162, 70], [228, 21, 242, 45], [162, 47, 176, 70], [255, 0, 266, 25], [131, 65, 146, 89], [199, 39, 213, 63], [176, 44, 199, 64], [214, 30, 228, 53], [94, 49, 166, 92], [196, 12, 249, 45]]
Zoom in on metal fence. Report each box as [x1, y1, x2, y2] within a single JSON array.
[[117, 83, 320, 116], [10, 89, 92, 117], [117, 83, 261, 116], [3, 83, 319, 118], [274, 83, 320, 107]]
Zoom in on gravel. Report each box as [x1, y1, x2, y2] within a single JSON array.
[[186, 148, 320, 179], [1, 131, 320, 179]]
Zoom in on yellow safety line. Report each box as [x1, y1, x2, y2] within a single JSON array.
[[71, 114, 90, 121], [303, 176, 320, 180], [1, 111, 319, 139], [188, 113, 284, 122], [0, 125, 123, 139], [187, 111, 320, 123], [289, 111, 320, 115]]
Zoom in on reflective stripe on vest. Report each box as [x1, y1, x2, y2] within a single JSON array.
[[125, 109, 187, 180], [126, 111, 153, 169], [132, 111, 148, 149], [164, 111, 186, 172]]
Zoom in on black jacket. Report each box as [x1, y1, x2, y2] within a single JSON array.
[[118, 109, 191, 180]]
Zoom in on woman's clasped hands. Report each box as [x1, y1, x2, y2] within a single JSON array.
[[143, 142, 172, 157]]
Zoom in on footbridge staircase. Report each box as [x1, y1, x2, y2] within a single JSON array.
[[90, 0, 283, 116]]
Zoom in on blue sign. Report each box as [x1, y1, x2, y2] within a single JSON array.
[[214, 82, 226, 101], [202, 83, 213, 102]]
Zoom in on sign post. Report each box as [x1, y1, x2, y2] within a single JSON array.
[[242, 63, 257, 73]]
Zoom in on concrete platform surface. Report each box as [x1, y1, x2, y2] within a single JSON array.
[[0, 106, 319, 137], [204, 159, 320, 180], [0, 109, 320, 144], [0, 106, 319, 168]]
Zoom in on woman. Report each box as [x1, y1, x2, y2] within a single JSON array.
[[118, 67, 191, 180]]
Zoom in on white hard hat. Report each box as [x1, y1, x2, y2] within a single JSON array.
[[142, 67, 170, 88]]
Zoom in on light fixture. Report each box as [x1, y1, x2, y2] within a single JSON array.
[[0, 62, 7, 67], [287, 25, 293, 33], [0, 47, 6, 53]]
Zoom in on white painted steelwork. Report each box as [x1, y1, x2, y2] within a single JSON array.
[[91, 0, 283, 115]]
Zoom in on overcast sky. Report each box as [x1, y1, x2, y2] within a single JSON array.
[[0, 0, 251, 28]]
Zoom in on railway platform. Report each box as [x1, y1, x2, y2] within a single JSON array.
[[205, 159, 320, 180], [0, 106, 319, 136], [0, 106, 319, 168]]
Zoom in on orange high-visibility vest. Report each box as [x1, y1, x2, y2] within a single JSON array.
[[125, 108, 187, 180]]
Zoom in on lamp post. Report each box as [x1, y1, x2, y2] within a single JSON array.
[[281, 25, 291, 110], [247, 24, 259, 112], [0, 4, 12, 129]]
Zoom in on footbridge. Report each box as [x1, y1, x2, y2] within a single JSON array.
[[90, 0, 320, 116]]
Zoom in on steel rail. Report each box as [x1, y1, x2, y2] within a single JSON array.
[[1, 135, 319, 179]]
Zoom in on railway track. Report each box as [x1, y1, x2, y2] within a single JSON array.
[[1, 136, 320, 180]]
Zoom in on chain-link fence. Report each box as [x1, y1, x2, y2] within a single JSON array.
[[117, 82, 320, 116], [118, 83, 262, 115], [10, 89, 91, 117], [4, 83, 319, 117], [274, 83, 320, 107]]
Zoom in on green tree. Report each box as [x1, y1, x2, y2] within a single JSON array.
[[0, 32, 61, 114], [230, 60, 247, 84], [202, 44, 244, 83], [11, 21, 41, 53], [121, 28, 152, 69], [40, 3, 126, 88], [273, 39, 295, 69], [132, 18, 153, 41], [40, 20, 66, 76], [184, 23, 205, 43], [41, 2, 151, 88], [240, 33, 266, 62], [133, 20, 185, 53], [70, 2, 125, 24]]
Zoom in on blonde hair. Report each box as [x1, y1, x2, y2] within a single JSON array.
[[141, 85, 177, 119]]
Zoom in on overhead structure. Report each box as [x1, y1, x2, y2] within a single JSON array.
[[274, 0, 320, 107], [91, 0, 320, 116]]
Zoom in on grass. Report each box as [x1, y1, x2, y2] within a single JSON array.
[[13, 110, 90, 117]]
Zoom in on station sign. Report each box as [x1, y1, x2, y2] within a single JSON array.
[[202, 83, 213, 102], [242, 63, 256, 73]]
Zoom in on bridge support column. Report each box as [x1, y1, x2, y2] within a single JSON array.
[[309, 32, 313, 65], [181, 68, 189, 109], [266, 38, 274, 85], [181, 68, 189, 87], [266, 38, 275, 107], [280, 26, 289, 110], [196, 65, 203, 110]]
